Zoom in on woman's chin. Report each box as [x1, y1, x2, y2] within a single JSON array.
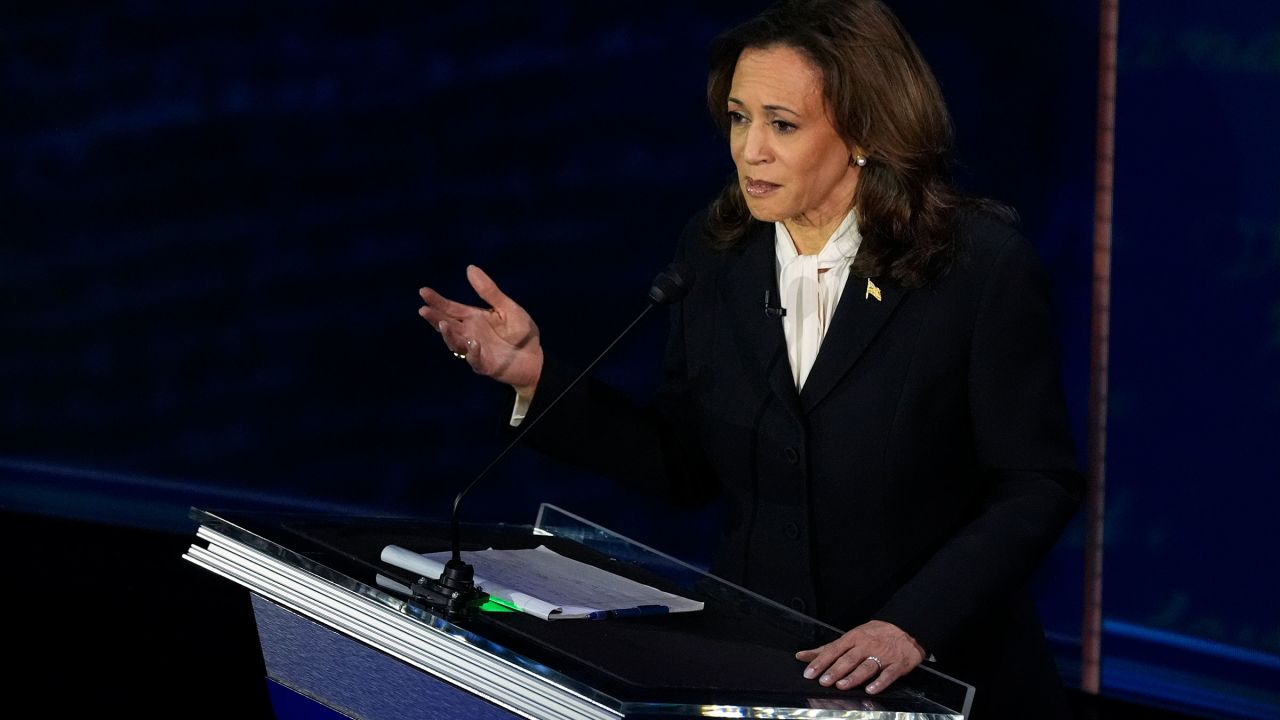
[[743, 199, 786, 223]]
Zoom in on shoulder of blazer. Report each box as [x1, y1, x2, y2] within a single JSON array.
[[938, 207, 1039, 296], [673, 208, 773, 275], [953, 208, 1023, 268]]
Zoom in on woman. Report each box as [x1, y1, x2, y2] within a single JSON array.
[[419, 1, 1080, 716]]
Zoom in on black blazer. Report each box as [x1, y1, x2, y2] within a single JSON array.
[[523, 209, 1081, 717]]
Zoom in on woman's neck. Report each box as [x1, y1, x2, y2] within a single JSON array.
[[783, 210, 847, 255]]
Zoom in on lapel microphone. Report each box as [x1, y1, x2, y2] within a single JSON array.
[[764, 290, 787, 318], [411, 262, 696, 617]]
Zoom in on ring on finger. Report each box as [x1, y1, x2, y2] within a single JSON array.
[[865, 655, 883, 673], [453, 339, 477, 361]]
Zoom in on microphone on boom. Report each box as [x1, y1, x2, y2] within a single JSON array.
[[410, 262, 696, 617]]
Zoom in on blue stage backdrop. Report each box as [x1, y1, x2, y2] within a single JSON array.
[[1099, 2, 1280, 714], [1, 2, 1276, 717]]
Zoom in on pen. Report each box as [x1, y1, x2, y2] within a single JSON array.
[[588, 604, 670, 620]]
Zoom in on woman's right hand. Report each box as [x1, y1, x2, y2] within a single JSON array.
[[419, 265, 543, 398]]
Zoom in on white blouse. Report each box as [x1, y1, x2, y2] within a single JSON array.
[[775, 210, 861, 389]]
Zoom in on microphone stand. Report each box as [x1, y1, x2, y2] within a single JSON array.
[[409, 264, 694, 618]]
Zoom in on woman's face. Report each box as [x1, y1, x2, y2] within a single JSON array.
[[727, 45, 860, 230]]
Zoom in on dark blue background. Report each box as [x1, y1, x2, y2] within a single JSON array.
[[2, 1, 1276, 717]]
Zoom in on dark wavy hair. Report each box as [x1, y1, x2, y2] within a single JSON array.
[[705, 0, 1010, 287]]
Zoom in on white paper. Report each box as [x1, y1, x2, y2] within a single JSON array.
[[380, 544, 703, 620]]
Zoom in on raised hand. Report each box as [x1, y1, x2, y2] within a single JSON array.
[[419, 265, 543, 397]]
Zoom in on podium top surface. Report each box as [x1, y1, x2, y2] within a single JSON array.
[[187, 504, 972, 719]]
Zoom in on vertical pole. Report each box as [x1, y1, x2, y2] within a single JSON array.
[[1082, 0, 1120, 696]]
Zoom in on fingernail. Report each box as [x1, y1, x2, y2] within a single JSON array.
[[803, 667, 816, 679], [437, 321, 447, 333], [819, 674, 832, 684], [837, 679, 849, 689], [867, 682, 879, 694]]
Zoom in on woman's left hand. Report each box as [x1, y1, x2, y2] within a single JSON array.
[[795, 620, 926, 694]]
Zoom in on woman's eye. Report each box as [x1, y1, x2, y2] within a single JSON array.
[[726, 110, 748, 125], [772, 120, 797, 133]]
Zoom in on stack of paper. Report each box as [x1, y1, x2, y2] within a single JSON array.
[[380, 544, 703, 620]]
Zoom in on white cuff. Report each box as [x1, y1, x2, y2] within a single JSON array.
[[509, 391, 532, 427]]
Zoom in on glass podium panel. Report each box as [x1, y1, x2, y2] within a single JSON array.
[[185, 504, 973, 719]]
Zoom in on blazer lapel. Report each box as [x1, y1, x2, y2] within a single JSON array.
[[720, 223, 803, 424], [799, 276, 907, 413]]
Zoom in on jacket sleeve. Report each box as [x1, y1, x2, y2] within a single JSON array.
[[872, 227, 1083, 656]]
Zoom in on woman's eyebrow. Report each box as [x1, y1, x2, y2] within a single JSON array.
[[727, 96, 802, 117]]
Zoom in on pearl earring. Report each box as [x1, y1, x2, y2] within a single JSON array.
[[853, 154, 868, 167]]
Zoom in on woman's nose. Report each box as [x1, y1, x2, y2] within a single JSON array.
[[741, 123, 773, 164]]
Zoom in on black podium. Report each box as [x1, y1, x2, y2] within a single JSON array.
[[184, 505, 974, 719]]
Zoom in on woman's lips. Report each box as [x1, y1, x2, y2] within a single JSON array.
[[745, 177, 781, 197]]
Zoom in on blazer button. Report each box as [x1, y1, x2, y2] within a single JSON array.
[[784, 447, 800, 465], [789, 596, 807, 613], [784, 521, 800, 540]]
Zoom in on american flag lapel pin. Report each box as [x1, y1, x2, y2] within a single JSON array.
[[865, 278, 882, 301]]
